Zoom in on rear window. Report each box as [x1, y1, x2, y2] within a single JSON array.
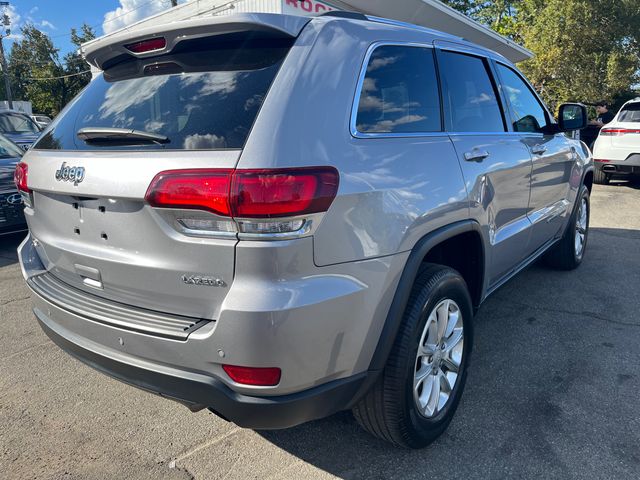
[[618, 103, 640, 123], [34, 35, 293, 151], [0, 113, 40, 135]]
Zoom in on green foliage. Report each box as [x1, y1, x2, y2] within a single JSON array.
[[442, 0, 640, 112], [4, 23, 95, 116]]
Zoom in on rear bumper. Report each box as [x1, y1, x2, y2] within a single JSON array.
[[18, 234, 400, 428], [35, 306, 373, 429], [595, 153, 640, 176]]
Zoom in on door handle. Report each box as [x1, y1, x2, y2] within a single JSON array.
[[464, 150, 490, 162], [531, 145, 547, 155]]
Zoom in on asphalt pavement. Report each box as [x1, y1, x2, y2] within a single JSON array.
[[1, 182, 639, 479]]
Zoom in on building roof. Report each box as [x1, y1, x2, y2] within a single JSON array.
[[338, 0, 531, 62]]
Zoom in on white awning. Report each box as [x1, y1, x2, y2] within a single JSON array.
[[336, 0, 532, 62]]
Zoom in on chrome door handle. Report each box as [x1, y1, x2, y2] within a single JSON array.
[[464, 150, 490, 162], [531, 145, 547, 155]]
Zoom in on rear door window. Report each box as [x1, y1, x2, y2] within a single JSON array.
[[34, 35, 293, 151], [438, 51, 505, 133], [618, 103, 640, 123], [355, 45, 441, 134]]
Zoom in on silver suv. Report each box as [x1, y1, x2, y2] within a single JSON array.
[[16, 12, 592, 448]]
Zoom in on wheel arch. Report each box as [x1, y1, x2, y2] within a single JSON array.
[[583, 167, 594, 193], [367, 220, 486, 373]]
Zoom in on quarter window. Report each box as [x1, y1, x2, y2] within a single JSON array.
[[355, 45, 441, 134], [497, 64, 549, 133], [438, 51, 505, 133]]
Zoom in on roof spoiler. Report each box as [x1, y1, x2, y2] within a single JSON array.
[[83, 13, 311, 71]]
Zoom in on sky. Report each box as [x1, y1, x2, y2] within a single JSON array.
[[3, 0, 186, 57]]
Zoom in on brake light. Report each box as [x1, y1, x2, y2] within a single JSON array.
[[231, 168, 339, 218], [145, 167, 339, 222], [124, 37, 167, 53], [145, 169, 233, 216], [14, 162, 30, 193], [222, 365, 281, 386], [600, 128, 640, 136]]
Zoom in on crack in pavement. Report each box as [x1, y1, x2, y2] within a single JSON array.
[[0, 295, 31, 306], [1, 341, 53, 362], [508, 301, 640, 328], [168, 427, 242, 469]]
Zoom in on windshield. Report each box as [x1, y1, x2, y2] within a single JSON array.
[[618, 103, 640, 123], [0, 113, 40, 134], [0, 133, 24, 158], [35, 34, 293, 151]]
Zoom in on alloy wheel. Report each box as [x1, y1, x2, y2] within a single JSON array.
[[413, 299, 464, 418]]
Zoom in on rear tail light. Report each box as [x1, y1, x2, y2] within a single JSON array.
[[14, 162, 30, 193], [231, 168, 338, 218], [124, 37, 167, 54], [222, 365, 281, 386], [600, 128, 640, 136], [145, 167, 339, 237], [145, 169, 233, 216]]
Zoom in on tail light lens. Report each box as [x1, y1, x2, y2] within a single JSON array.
[[145, 169, 233, 216], [145, 167, 339, 237], [231, 168, 339, 218], [223, 365, 281, 386], [600, 128, 640, 136], [14, 162, 30, 193]]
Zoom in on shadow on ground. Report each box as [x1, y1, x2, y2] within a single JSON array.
[[0, 232, 25, 267], [256, 227, 640, 479]]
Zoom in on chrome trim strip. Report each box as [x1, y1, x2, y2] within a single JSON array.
[[27, 271, 209, 341]]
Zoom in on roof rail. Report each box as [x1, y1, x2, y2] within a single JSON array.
[[366, 15, 462, 42], [320, 11, 369, 21]]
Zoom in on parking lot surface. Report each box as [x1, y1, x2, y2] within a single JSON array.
[[1, 183, 639, 480]]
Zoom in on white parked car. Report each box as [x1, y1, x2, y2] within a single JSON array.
[[592, 98, 640, 184]]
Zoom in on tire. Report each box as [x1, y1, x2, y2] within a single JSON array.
[[594, 168, 610, 185], [544, 185, 590, 270], [353, 264, 473, 448]]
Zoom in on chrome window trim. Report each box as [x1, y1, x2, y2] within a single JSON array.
[[350, 41, 443, 139], [349, 42, 558, 140]]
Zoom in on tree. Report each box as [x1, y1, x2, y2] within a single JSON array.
[[517, 0, 640, 111], [442, 0, 640, 111], [7, 24, 62, 114], [62, 24, 96, 106], [6, 23, 95, 116]]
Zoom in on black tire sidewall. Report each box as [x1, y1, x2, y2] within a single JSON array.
[[401, 271, 474, 445], [572, 186, 590, 264]]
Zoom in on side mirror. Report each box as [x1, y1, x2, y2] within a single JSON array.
[[558, 103, 587, 132]]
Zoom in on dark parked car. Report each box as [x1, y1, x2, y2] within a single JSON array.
[[0, 133, 26, 235], [0, 111, 41, 152]]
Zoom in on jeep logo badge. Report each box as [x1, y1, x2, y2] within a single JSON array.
[[55, 162, 85, 186]]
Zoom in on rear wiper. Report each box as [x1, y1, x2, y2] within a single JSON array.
[[77, 127, 170, 145]]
